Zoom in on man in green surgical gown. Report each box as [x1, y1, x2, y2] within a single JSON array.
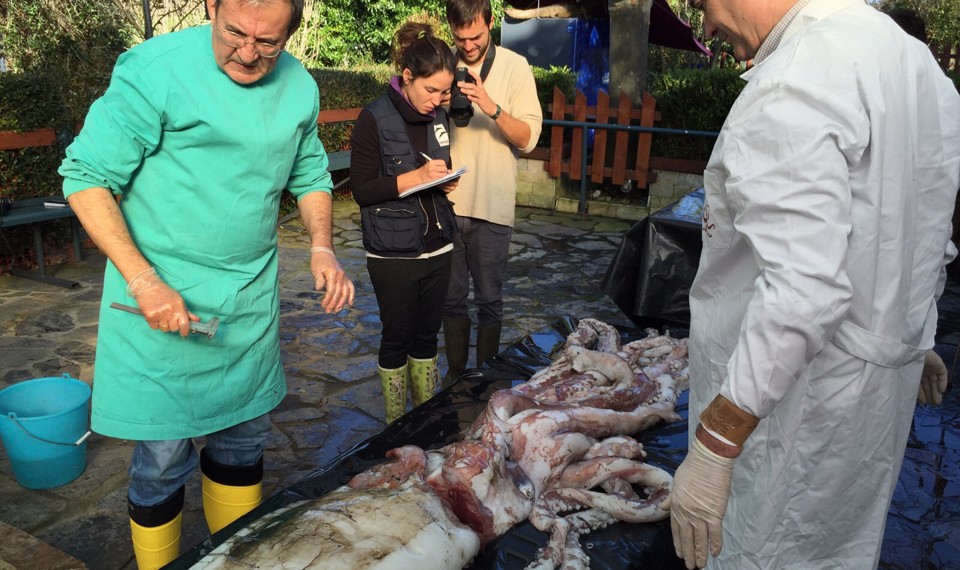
[[58, 1, 355, 567]]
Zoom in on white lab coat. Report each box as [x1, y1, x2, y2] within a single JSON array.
[[687, 0, 960, 568]]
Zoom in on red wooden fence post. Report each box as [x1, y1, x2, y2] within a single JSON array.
[[591, 91, 611, 184], [633, 92, 657, 189], [569, 90, 587, 181], [611, 91, 631, 185]]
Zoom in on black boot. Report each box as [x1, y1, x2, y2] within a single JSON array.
[[476, 322, 502, 368], [443, 317, 471, 384]]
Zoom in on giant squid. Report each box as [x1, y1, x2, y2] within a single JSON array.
[[188, 319, 689, 570]]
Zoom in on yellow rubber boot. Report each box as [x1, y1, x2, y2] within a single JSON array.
[[378, 363, 408, 423], [130, 514, 181, 570], [409, 355, 441, 406], [128, 487, 184, 570], [200, 450, 263, 534]]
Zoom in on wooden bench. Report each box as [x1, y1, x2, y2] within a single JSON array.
[[317, 108, 361, 181], [0, 196, 84, 288], [1, 128, 84, 288], [326, 150, 352, 173]]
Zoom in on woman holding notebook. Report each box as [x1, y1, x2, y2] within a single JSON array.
[[350, 21, 460, 423]]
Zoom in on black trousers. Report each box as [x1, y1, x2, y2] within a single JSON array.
[[367, 252, 452, 369]]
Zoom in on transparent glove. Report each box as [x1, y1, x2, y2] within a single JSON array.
[[664, 435, 736, 569], [918, 349, 949, 405], [126, 267, 198, 337], [309, 250, 355, 314]]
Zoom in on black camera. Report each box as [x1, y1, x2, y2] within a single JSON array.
[[450, 67, 475, 127]]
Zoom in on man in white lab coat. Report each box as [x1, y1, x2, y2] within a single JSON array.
[[665, 0, 960, 569]]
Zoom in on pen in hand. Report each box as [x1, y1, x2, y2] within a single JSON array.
[[420, 151, 452, 175]]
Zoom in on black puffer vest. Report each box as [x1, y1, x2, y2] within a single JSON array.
[[359, 94, 458, 257]]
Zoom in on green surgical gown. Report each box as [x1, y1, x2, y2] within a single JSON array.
[[59, 25, 332, 440]]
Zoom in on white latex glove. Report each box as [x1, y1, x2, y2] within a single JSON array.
[[664, 435, 736, 569], [918, 349, 949, 405]]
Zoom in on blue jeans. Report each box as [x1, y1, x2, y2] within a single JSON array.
[[127, 413, 271, 508], [444, 216, 513, 326]]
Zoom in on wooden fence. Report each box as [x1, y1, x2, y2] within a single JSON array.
[[0, 128, 57, 151], [931, 43, 959, 72], [547, 87, 660, 189]]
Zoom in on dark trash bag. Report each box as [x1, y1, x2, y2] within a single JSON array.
[[601, 187, 704, 330]]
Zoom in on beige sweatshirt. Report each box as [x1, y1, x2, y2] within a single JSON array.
[[448, 46, 543, 227]]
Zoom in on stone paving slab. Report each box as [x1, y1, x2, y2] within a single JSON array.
[[0, 202, 635, 569], [0, 521, 86, 570]]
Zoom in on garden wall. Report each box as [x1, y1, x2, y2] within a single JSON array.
[[516, 156, 704, 221]]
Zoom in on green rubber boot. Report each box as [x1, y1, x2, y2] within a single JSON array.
[[409, 355, 441, 406], [378, 364, 408, 423]]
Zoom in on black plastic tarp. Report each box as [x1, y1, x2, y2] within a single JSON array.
[[171, 319, 688, 569], [170, 316, 959, 569], [601, 188, 704, 330]]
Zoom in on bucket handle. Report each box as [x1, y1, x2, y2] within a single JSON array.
[[7, 413, 92, 447]]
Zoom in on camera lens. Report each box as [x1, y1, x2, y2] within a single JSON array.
[[450, 108, 473, 127], [451, 67, 473, 127]]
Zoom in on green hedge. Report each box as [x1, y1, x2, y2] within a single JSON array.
[[0, 62, 744, 220], [311, 64, 578, 153], [0, 70, 68, 131], [0, 70, 71, 200], [313, 65, 392, 154], [531, 66, 576, 149], [649, 67, 744, 160], [949, 70, 960, 94], [0, 63, 741, 202]]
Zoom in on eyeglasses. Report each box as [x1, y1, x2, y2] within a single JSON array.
[[214, 23, 284, 58]]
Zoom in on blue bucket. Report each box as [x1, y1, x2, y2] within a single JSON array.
[[0, 374, 92, 490]]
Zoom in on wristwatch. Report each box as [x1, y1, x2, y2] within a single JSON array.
[[488, 104, 502, 121]]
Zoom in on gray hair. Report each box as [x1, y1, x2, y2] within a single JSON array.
[[214, 0, 304, 36]]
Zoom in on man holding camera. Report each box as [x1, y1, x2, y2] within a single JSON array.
[[442, 0, 543, 382]]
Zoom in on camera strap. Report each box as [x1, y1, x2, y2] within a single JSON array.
[[455, 42, 496, 82]]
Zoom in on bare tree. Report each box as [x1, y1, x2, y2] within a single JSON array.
[[107, 0, 323, 65], [109, 0, 206, 43], [283, 0, 321, 65]]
